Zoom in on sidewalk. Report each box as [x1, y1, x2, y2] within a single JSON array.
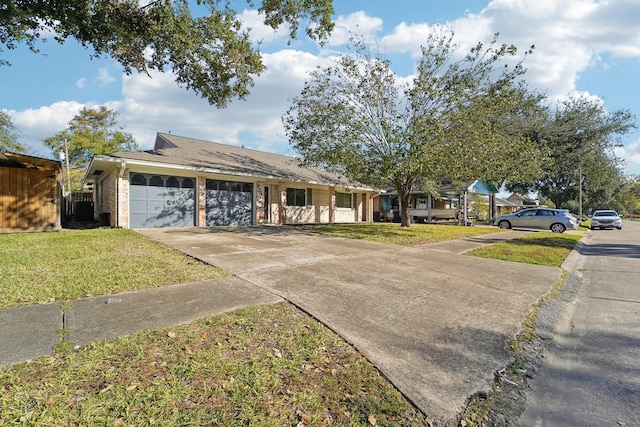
[[0, 277, 282, 366]]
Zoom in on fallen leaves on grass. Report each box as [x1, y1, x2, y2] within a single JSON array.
[[0, 303, 432, 426]]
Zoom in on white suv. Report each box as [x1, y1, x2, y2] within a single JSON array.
[[590, 210, 622, 230]]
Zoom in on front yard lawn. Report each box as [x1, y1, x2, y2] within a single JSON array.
[[0, 303, 431, 426], [0, 229, 227, 310], [297, 222, 506, 246], [466, 232, 583, 266]]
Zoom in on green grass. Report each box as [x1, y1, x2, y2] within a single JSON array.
[[296, 222, 506, 246], [0, 303, 431, 426], [466, 232, 583, 266], [0, 229, 227, 309]]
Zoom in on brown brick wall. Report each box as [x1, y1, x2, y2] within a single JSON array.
[[96, 168, 118, 227]]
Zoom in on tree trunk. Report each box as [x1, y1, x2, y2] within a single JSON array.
[[399, 188, 413, 227], [392, 177, 415, 227]]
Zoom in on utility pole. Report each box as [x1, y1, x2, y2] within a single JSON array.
[[578, 166, 583, 225], [63, 137, 71, 196]]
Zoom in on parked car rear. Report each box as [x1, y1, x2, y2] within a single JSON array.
[[590, 210, 622, 230], [492, 208, 579, 233]]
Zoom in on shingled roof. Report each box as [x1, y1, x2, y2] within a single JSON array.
[[87, 133, 371, 190]]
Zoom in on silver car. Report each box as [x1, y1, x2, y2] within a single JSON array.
[[492, 208, 579, 233], [590, 210, 622, 230]]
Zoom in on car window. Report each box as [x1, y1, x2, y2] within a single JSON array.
[[521, 210, 536, 217], [536, 210, 552, 216]]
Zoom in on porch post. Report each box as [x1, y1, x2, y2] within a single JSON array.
[[329, 187, 336, 224], [256, 182, 265, 224], [278, 185, 286, 225], [463, 191, 468, 225], [197, 176, 206, 227]]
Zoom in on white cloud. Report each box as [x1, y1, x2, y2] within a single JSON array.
[[615, 139, 640, 172], [114, 48, 327, 154], [463, 0, 640, 96], [75, 78, 86, 89], [98, 67, 116, 86], [381, 22, 433, 57], [448, 13, 494, 52], [327, 11, 384, 46], [8, 101, 85, 156], [372, 0, 640, 101], [237, 9, 289, 45]]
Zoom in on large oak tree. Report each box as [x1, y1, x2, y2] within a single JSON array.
[[507, 94, 637, 215], [1, 0, 334, 107], [283, 29, 547, 226]]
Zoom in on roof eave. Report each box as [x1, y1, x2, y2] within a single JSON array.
[[84, 155, 376, 191]]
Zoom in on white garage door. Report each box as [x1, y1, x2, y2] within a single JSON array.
[[206, 179, 253, 226], [130, 173, 195, 228]]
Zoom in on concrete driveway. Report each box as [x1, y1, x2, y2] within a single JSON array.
[[139, 226, 563, 424]]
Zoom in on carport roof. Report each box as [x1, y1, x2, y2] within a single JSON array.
[[0, 151, 60, 171], [86, 132, 373, 190]]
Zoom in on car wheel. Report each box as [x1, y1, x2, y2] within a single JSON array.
[[550, 223, 566, 233], [498, 220, 511, 229], [617, 226, 622, 230], [590, 226, 595, 230]]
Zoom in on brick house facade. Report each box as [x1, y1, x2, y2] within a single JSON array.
[[85, 133, 375, 228]]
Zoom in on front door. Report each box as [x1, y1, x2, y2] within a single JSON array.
[[263, 186, 270, 223]]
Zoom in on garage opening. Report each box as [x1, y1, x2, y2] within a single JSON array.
[[206, 179, 253, 226], [129, 173, 195, 228]]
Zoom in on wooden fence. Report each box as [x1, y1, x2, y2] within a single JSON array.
[[63, 192, 95, 223], [0, 166, 61, 232]]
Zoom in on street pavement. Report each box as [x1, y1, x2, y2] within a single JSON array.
[[518, 220, 640, 426]]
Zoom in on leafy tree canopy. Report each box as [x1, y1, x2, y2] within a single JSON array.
[[43, 106, 138, 191], [1, 0, 334, 107], [506, 94, 637, 213], [284, 28, 548, 226], [0, 110, 27, 152], [616, 176, 640, 216]]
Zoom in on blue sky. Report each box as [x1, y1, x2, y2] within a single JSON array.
[[1, 0, 639, 176]]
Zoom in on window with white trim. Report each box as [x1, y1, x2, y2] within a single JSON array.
[[286, 188, 312, 207], [336, 192, 352, 208]]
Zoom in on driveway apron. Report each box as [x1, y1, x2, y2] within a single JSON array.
[[139, 227, 562, 424]]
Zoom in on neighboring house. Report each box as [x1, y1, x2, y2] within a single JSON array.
[[495, 197, 520, 215], [375, 190, 460, 222], [506, 193, 539, 209], [0, 151, 62, 232], [374, 180, 499, 222], [83, 133, 376, 228]]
